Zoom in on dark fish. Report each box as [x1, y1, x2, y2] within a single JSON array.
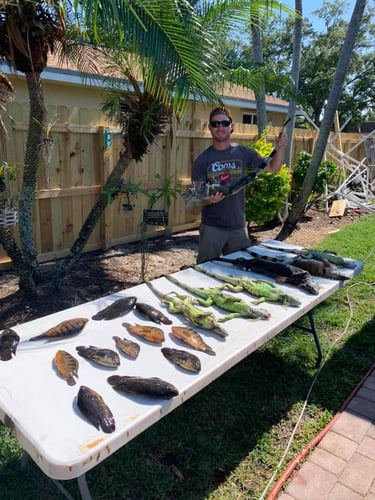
[[76, 345, 120, 368], [161, 347, 201, 373], [122, 322, 165, 343], [108, 375, 178, 399], [0, 328, 20, 361], [29, 318, 88, 342], [135, 302, 172, 324], [77, 385, 116, 433], [171, 326, 216, 356], [54, 350, 79, 386], [92, 296, 137, 320], [113, 335, 140, 359]]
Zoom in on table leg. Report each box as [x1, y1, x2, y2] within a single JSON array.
[[294, 310, 322, 368], [77, 474, 93, 500]]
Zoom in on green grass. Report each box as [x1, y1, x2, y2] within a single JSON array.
[[1, 214, 375, 499]]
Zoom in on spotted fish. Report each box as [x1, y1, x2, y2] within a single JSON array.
[[76, 345, 120, 368], [161, 347, 201, 373], [54, 350, 79, 386], [113, 335, 140, 359], [92, 296, 137, 320], [0, 328, 20, 361], [108, 375, 178, 399], [77, 385, 116, 433], [29, 318, 88, 342]]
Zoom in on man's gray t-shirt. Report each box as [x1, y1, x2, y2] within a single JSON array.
[[191, 144, 264, 230]]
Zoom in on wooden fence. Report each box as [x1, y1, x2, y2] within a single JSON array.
[[0, 104, 365, 269]]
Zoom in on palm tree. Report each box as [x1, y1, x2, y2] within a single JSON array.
[[0, 0, 66, 293], [277, 0, 367, 240], [0, 0, 220, 295]]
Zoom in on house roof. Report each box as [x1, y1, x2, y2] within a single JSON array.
[[0, 54, 290, 113]]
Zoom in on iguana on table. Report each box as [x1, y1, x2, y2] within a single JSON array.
[[259, 243, 357, 269], [165, 274, 271, 320], [223, 255, 320, 295], [246, 248, 352, 280], [146, 281, 229, 337], [193, 266, 301, 307]]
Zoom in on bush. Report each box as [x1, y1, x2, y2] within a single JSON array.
[[244, 130, 291, 225], [292, 151, 338, 206]]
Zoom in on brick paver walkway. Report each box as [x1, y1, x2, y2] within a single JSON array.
[[276, 365, 375, 500]]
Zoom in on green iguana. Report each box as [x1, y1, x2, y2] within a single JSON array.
[[147, 281, 228, 337], [165, 274, 271, 320], [194, 266, 301, 307]]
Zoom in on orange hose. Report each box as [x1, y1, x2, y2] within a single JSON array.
[[267, 362, 375, 500]]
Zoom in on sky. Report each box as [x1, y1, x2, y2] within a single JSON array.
[[282, 0, 358, 32]]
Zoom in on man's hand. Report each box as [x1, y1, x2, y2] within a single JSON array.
[[200, 191, 225, 206], [208, 192, 225, 204]]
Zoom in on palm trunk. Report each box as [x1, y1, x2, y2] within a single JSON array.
[[18, 71, 45, 292], [53, 148, 133, 289]]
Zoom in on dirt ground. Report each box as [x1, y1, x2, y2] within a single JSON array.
[[0, 206, 367, 329]]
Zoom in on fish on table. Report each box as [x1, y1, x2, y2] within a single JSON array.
[[170, 326, 216, 356], [77, 385, 116, 433], [29, 318, 89, 342], [108, 375, 179, 399], [92, 296, 137, 320], [0, 328, 20, 361], [113, 335, 140, 359], [161, 347, 201, 373], [54, 350, 79, 386], [76, 345, 120, 368], [135, 302, 173, 325], [122, 322, 165, 344]]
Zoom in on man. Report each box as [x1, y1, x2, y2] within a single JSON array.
[[191, 107, 287, 264]]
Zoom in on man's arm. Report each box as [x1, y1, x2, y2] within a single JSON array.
[[264, 132, 288, 173]]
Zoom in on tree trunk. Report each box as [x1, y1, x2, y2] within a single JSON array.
[[17, 71, 45, 292], [277, 0, 367, 241], [251, 13, 267, 136], [280, 0, 302, 222], [53, 147, 133, 289]]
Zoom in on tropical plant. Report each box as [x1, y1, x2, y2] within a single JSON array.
[[292, 151, 338, 208], [0, 0, 220, 294], [146, 173, 181, 211]]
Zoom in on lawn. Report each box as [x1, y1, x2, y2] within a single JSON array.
[[1, 214, 374, 499]]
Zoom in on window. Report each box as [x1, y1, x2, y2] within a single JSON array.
[[242, 114, 257, 125]]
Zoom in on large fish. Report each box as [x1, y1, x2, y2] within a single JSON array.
[[135, 302, 173, 325], [122, 322, 165, 344], [108, 375, 179, 399], [0, 328, 20, 361], [161, 347, 201, 373], [170, 326, 216, 356], [77, 385, 116, 433], [76, 345, 120, 368], [29, 318, 88, 342], [54, 350, 79, 386], [113, 335, 140, 359], [92, 296, 137, 320]]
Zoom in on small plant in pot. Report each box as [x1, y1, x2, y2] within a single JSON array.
[[143, 173, 180, 226], [0, 162, 19, 227]]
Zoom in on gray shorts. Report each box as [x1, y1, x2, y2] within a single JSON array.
[[196, 224, 251, 264]]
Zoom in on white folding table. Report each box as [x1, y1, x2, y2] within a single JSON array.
[[0, 246, 362, 499]]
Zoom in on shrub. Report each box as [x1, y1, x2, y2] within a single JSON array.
[[244, 130, 291, 225], [292, 151, 338, 207]]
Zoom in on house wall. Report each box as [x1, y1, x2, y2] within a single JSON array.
[[0, 79, 365, 269]]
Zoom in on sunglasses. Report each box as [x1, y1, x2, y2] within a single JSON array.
[[210, 120, 231, 128]]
